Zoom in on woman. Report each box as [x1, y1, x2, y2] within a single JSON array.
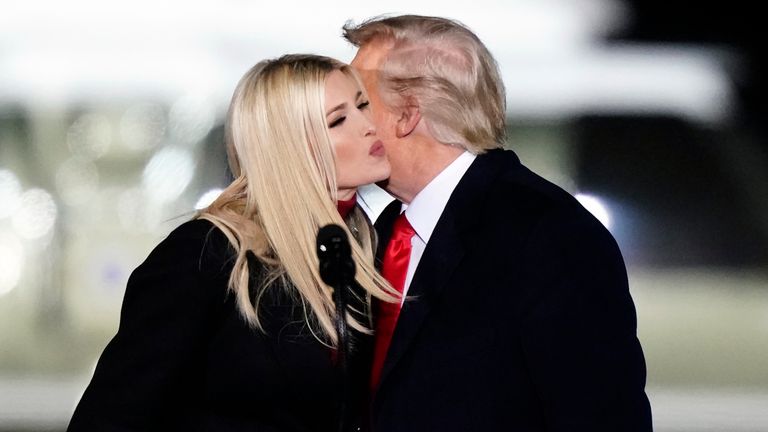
[[68, 54, 396, 431]]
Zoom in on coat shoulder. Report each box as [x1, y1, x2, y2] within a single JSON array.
[[147, 218, 236, 278], [479, 150, 594, 227]]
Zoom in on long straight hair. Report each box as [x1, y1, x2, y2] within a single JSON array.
[[200, 54, 397, 345]]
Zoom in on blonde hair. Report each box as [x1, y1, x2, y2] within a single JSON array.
[[343, 15, 506, 153], [199, 54, 396, 346]]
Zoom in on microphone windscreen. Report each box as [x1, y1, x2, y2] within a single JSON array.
[[316, 224, 354, 286], [317, 224, 351, 259]]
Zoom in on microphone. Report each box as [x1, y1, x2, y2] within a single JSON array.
[[316, 223, 356, 432], [316, 224, 356, 287]]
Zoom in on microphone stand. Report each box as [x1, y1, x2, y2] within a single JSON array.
[[317, 224, 356, 432]]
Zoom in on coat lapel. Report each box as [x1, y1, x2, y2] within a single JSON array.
[[374, 199, 402, 266], [377, 207, 465, 387], [374, 149, 514, 393]]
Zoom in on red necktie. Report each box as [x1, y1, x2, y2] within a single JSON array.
[[370, 212, 415, 390]]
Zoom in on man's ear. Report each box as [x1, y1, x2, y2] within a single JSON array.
[[395, 99, 421, 138]]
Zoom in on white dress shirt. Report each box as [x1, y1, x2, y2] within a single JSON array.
[[398, 151, 476, 304]]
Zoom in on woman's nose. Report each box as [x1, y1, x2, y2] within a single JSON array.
[[363, 118, 376, 137]]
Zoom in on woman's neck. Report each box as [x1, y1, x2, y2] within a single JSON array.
[[337, 188, 356, 201]]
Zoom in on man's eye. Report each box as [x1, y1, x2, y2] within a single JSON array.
[[329, 117, 346, 128], [357, 101, 370, 110]]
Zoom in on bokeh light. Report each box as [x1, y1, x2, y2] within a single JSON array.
[[0, 169, 22, 219], [55, 157, 100, 206], [169, 95, 215, 145], [66, 113, 112, 159], [119, 103, 167, 152], [11, 188, 58, 239], [0, 233, 24, 296], [141, 147, 195, 203], [194, 188, 223, 210], [575, 193, 612, 230]]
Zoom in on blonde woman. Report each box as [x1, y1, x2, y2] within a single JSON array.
[[68, 54, 396, 432]]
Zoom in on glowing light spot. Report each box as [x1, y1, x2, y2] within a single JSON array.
[[55, 157, 99, 206], [0, 170, 22, 219], [142, 147, 195, 203], [169, 95, 215, 145], [0, 234, 24, 296], [67, 113, 112, 159], [575, 193, 612, 229], [194, 188, 223, 210], [11, 189, 58, 239], [120, 103, 167, 152]]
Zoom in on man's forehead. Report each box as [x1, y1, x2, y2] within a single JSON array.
[[351, 39, 394, 71]]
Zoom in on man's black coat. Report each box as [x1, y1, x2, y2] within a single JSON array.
[[371, 149, 652, 431]]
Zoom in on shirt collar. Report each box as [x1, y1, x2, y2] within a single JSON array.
[[402, 151, 476, 243]]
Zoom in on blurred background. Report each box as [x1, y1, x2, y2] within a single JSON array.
[[0, 0, 765, 431]]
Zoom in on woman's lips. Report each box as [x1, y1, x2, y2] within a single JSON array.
[[369, 140, 385, 156]]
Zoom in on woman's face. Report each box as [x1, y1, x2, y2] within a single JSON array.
[[324, 70, 390, 200]]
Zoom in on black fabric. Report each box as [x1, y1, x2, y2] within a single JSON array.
[[68, 219, 371, 432], [371, 149, 652, 432]]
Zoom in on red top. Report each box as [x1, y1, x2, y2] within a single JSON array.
[[337, 194, 357, 219]]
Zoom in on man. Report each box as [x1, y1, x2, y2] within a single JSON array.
[[344, 15, 652, 431]]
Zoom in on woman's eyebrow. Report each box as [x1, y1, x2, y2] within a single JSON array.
[[326, 102, 347, 116]]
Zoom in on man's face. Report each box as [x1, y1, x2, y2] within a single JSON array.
[[350, 41, 409, 193]]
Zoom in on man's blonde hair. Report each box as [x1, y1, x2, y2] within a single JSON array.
[[200, 54, 396, 346], [343, 15, 506, 153]]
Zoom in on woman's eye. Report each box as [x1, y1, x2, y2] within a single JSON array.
[[328, 117, 346, 128], [357, 101, 370, 110]]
